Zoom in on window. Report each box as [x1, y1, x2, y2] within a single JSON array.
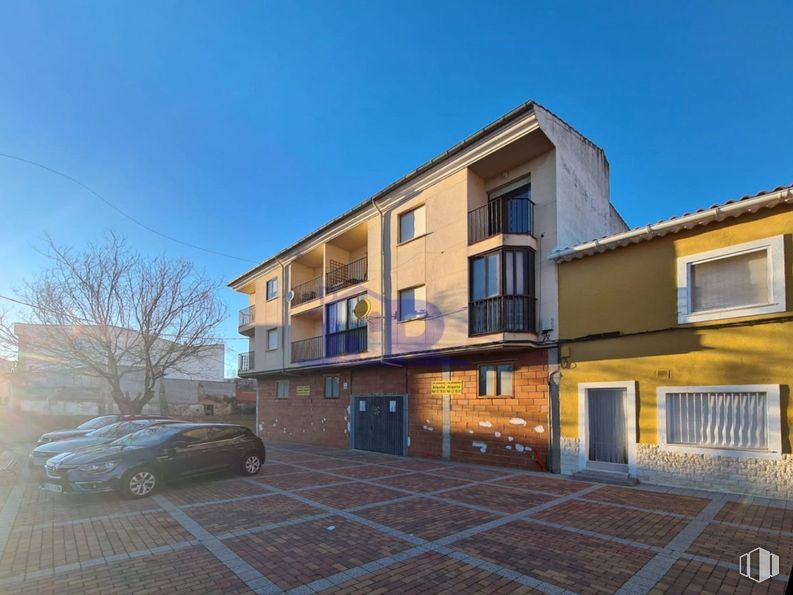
[[478, 364, 513, 397], [276, 380, 289, 399], [657, 385, 781, 457], [399, 286, 426, 321], [326, 295, 368, 356], [469, 248, 535, 334], [324, 376, 340, 399], [677, 236, 785, 324], [266, 277, 278, 300], [266, 328, 279, 351], [211, 427, 246, 441], [399, 205, 426, 243], [178, 427, 210, 445], [327, 295, 367, 334]]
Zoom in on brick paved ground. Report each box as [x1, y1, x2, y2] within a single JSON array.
[[0, 442, 790, 594]]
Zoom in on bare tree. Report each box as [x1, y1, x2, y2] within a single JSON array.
[[0, 309, 17, 360], [17, 235, 226, 414]]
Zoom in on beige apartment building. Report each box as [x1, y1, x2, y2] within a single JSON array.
[[229, 101, 626, 469]]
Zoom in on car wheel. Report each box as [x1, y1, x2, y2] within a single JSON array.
[[241, 453, 262, 476], [122, 468, 158, 498]]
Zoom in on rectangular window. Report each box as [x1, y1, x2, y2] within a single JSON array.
[[677, 236, 785, 323], [470, 248, 535, 335], [478, 364, 513, 397], [399, 205, 426, 243], [658, 385, 781, 457], [266, 328, 278, 351], [266, 277, 278, 300], [324, 376, 340, 399], [276, 380, 289, 399], [327, 295, 367, 333], [399, 285, 426, 321]]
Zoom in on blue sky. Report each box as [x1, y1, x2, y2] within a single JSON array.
[[1, 1, 791, 375]]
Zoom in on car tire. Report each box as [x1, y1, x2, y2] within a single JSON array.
[[121, 467, 159, 498], [241, 453, 262, 476]]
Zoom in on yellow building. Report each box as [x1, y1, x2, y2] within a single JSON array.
[[553, 184, 793, 498]]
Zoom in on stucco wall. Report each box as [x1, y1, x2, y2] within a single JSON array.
[[557, 205, 793, 495]]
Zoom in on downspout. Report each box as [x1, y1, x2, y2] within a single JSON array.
[[275, 257, 287, 374], [371, 197, 389, 362]]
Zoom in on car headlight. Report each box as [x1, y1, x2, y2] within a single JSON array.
[[77, 461, 118, 473]]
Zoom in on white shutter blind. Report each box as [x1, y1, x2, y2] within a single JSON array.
[[666, 390, 767, 450], [691, 250, 769, 312]]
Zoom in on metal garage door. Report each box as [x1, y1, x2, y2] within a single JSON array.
[[352, 395, 405, 456]]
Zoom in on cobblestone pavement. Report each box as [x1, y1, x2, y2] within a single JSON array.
[[0, 443, 790, 594]]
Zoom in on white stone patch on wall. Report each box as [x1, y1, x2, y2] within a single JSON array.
[[635, 444, 793, 500], [467, 429, 474, 434], [515, 444, 525, 453], [494, 431, 501, 438], [479, 421, 493, 428], [426, 419, 431, 424], [534, 425, 545, 433], [509, 418, 527, 426], [505, 445, 513, 450], [472, 441, 487, 453], [422, 425, 434, 431], [508, 436, 514, 442]]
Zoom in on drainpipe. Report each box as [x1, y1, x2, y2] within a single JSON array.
[[275, 257, 287, 374], [371, 198, 388, 361]]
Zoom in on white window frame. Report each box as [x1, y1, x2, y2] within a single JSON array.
[[577, 381, 637, 476], [266, 277, 278, 300], [676, 235, 785, 324], [398, 204, 426, 244], [398, 285, 427, 321], [275, 380, 289, 399], [656, 384, 782, 459], [266, 328, 279, 351]]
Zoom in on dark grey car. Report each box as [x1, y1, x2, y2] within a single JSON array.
[[29, 419, 177, 468]]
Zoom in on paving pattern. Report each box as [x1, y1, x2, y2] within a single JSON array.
[[0, 442, 790, 594]]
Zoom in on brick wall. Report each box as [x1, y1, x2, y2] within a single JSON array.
[[256, 349, 550, 470]]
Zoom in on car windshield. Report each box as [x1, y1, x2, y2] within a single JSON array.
[[88, 421, 142, 438], [110, 425, 179, 447], [77, 416, 118, 430]]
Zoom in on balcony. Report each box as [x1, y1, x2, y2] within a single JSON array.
[[469, 296, 536, 336], [468, 196, 534, 244], [292, 276, 323, 307], [238, 305, 255, 334], [291, 335, 324, 363], [238, 351, 255, 373], [325, 256, 368, 295], [326, 326, 367, 357]]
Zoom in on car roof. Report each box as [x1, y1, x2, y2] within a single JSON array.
[[159, 422, 247, 430]]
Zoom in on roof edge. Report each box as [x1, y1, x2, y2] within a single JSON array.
[[551, 184, 793, 262]]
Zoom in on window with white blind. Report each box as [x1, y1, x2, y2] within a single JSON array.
[[677, 236, 785, 323], [657, 385, 781, 458]]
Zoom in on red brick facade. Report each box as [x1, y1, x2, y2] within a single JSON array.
[[256, 349, 550, 470]]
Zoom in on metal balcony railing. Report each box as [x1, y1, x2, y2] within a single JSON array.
[[469, 295, 536, 336], [291, 335, 324, 362], [238, 351, 255, 372], [468, 196, 534, 244], [238, 305, 255, 328], [325, 256, 368, 294], [291, 276, 324, 307], [326, 326, 368, 357]]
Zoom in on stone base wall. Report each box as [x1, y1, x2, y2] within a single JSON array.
[[560, 437, 581, 475], [560, 437, 793, 499], [635, 444, 793, 499]]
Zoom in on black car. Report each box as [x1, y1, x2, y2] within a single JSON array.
[[29, 419, 178, 468], [36, 414, 172, 445], [42, 423, 265, 498]]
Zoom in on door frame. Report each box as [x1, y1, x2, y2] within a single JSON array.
[[577, 381, 637, 476], [349, 393, 409, 456]]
